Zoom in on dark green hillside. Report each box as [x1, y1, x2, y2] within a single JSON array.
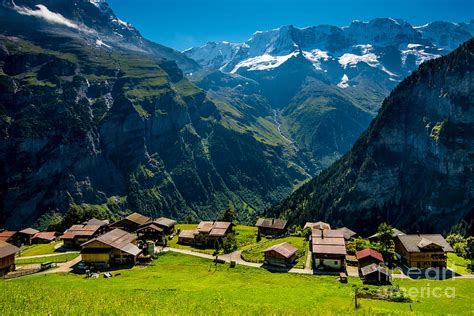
[[0, 34, 307, 228]]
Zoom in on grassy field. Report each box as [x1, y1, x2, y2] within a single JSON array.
[[0, 252, 472, 315], [168, 224, 265, 254], [15, 253, 80, 265], [241, 236, 308, 269], [447, 253, 472, 274], [17, 241, 63, 257]]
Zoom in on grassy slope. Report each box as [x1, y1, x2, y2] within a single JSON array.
[[17, 241, 63, 257], [0, 252, 472, 315], [241, 236, 308, 269], [447, 253, 473, 275]]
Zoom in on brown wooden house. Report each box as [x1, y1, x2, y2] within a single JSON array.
[[312, 229, 347, 270], [256, 218, 288, 236], [136, 223, 164, 242], [81, 229, 142, 268], [16, 228, 39, 246], [356, 248, 384, 267], [61, 224, 103, 248], [178, 221, 233, 246], [264, 242, 297, 267], [0, 241, 19, 276], [395, 234, 453, 269], [154, 217, 177, 235], [109, 212, 150, 232], [32, 232, 59, 244], [361, 263, 390, 285]]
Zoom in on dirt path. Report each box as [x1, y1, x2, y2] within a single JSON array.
[[45, 255, 82, 274], [17, 251, 79, 260]]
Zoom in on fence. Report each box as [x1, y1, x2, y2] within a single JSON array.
[[3, 267, 41, 280]]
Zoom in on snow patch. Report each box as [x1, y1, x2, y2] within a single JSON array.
[[302, 49, 330, 70], [231, 52, 298, 73], [338, 53, 379, 68], [337, 74, 350, 88], [96, 39, 111, 48]]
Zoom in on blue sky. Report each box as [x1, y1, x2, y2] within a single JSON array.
[[108, 0, 473, 51]]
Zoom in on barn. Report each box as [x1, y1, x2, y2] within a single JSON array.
[[0, 241, 19, 276], [264, 242, 297, 267], [81, 229, 142, 268]]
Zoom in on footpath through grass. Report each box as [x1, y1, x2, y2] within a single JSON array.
[[17, 241, 63, 257], [241, 236, 308, 269], [0, 252, 472, 315], [15, 253, 79, 265]]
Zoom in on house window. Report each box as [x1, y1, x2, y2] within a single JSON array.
[[334, 261, 338, 265]]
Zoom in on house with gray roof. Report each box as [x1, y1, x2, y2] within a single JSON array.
[[395, 234, 453, 269]]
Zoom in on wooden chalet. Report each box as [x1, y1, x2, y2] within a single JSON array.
[[137, 217, 177, 242], [360, 263, 390, 285], [368, 228, 405, 242], [356, 248, 384, 267], [32, 232, 59, 244], [16, 228, 40, 246], [178, 221, 233, 246], [178, 229, 196, 245], [0, 241, 19, 276], [395, 234, 453, 269], [136, 223, 164, 242], [109, 212, 150, 232], [264, 242, 297, 267], [81, 228, 142, 268], [154, 217, 177, 235], [336, 227, 357, 241], [256, 218, 288, 236], [311, 229, 347, 270], [61, 224, 103, 248]]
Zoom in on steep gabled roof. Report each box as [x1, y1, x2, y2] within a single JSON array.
[[0, 231, 17, 242], [19, 228, 39, 236], [397, 234, 453, 253], [62, 225, 101, 239], [356, 248, 384, 263], [256, 218, 288, 230], [125, 213, 150, 226], [264, 242, 297, 259], [32, 232, 57, 241], [336, 227, 357, 240], [0, 240, 19, 258], [155, 217, 177, 228], [82, 229, 141, 256], [361, 263, 390, 277]]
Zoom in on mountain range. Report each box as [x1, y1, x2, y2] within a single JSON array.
[[185, 19, 473, 172]]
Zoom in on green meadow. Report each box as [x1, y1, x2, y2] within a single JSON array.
[[1, 252, 472, 315]]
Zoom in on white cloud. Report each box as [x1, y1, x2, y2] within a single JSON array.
[[13, 2, 82, 31]]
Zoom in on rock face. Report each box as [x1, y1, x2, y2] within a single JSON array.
[[0, 0, 307, 228], [270, 39, 474, 235], [185, 19, 473, 171]]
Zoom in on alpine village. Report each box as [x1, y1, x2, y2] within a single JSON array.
[[0, 0, 473, 315]]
